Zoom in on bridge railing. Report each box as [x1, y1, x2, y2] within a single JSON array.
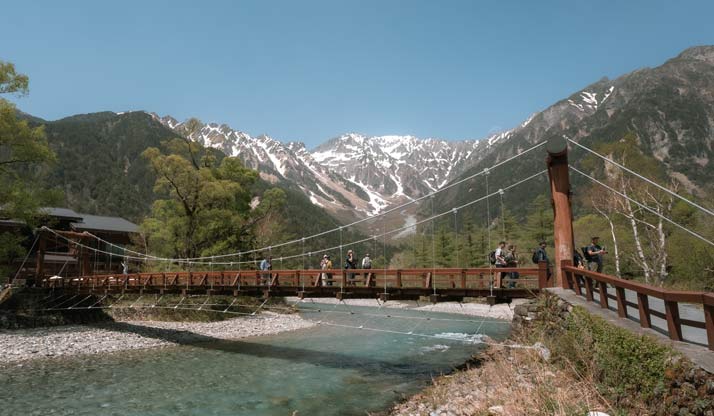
[[42, 263, 548, 292], [562, 262, 714, 351]]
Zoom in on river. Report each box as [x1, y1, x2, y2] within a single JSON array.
[[1, 302, 510, 416]]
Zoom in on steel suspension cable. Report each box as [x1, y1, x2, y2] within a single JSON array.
[[567, 137, 714, 217], [77, 142, 548, 264], [570, 166, 714, 247], [43, 171, 548, 269]]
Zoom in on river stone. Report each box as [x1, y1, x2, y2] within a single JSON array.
[[487, 405, 504, 414]]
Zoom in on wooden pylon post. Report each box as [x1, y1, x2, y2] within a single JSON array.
[[35, 229, 47, 286], [546, 136, 575, 289]]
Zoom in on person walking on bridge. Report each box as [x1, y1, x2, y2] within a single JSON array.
[[586, 236, 607, 273], [505, 244, 519, 288], [494, 241, 507, 288], [320, 254, 333, 286], [532, 241, 549, 264], [259, 255, 272, 286], [361, 253, 373, 287], [345, 250, 357, 285]]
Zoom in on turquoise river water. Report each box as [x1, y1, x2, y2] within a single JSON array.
[[1, 303, 511, 416]]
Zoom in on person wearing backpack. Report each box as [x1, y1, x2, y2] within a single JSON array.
[[493, 241, 508, 288], [505, 244, 519, 288], [532, 241, 549, 264], [586, 236, 607, 273]]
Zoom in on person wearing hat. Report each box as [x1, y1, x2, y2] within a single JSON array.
[[586, 237, 607, 273], [320, 254, 333, 286]]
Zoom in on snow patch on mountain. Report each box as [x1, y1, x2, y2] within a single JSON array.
[[151, 111, 530, 219], [567, 86, 615, 112]]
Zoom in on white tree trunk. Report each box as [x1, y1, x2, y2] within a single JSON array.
[[623, 189, 652, 284], [594, 205, 621, 278]]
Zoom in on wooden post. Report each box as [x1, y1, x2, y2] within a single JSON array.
[[637, 293, 651, 329], [546, 136, 575, 289], [615, 286, 627, 318], [703, 294, 714, 351], [664, 300, 683, 342], [537, 261, 548, 288], [34, 230, 47, 285], [584, 277, 594, 301], [598, 281, 608, 309]]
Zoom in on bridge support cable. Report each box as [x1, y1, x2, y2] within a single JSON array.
[[566, 137, 714, 217], [11, 233, 40, 284], [39, 171, 549, 273], [382, 215, 387, 295], [453, 208, 459, 269], [56, 143, 548, 266], [485, 169, 494, 295], [431, 195, 437, 296], [571, 166, 714, 248]]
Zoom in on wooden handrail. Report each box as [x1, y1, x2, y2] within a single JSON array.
[[562, 262, 714, 351]]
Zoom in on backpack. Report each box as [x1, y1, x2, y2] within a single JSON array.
[[532, 250, 540, 264], [488, 251, 497, 265], [582, 246, 593, 262]]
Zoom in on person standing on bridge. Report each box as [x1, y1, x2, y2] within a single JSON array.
[[320, 254, 333, 286], [533, 241, 549, 264], [121, 259, 129, 275], [345, 250, 357, 285], [361, 253, 373, 286], [494, 241, 508, 288], [260, 255, 272, 286], [505, 244, 519, 288], [586, 237, 607, 273]]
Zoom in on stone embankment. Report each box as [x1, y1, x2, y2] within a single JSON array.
[[0, 312, 313, 364]]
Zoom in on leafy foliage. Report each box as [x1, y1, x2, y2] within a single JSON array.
[[141, 137, 286, 260], [0, 61, 59, 279]]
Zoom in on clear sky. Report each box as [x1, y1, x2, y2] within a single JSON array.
[[1, 1, 713, 147]]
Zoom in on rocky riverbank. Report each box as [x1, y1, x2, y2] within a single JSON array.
[[288, 297, 528, 320], [0, 311, 314, 364]]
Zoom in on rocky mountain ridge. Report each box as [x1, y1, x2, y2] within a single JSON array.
[[148, 112, 531, 219]]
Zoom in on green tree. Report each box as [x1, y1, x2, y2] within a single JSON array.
[[141, 135, 286, 260], [523, 194, 553, 244], [0, 61, 58, 279]]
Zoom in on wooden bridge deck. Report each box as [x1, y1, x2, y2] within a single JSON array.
[[41, 265, 548, 302]]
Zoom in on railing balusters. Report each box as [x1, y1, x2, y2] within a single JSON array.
[[615, 286, 627, 318], [598, 281, 608, 309], [664, 299, 683, 342], [637, 293, 651, 329]]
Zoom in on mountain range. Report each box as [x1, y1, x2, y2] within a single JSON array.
[[22, 45, 714, 233], [148, 112, 526, 222]]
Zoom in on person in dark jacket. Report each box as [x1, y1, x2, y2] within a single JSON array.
[[345, 250, 357, 285]]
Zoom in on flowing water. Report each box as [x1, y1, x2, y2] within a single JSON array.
[[1, 303, 510, 416]]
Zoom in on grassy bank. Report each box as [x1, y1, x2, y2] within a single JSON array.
[[391, 293, 714, 415]]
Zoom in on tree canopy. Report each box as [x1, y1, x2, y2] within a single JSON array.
[[0, 60, 58, 279], [141, 133, 286, 261]]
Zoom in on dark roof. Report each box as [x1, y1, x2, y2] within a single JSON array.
[[71, 214, 139, 234], [40, 207, 83, 221]]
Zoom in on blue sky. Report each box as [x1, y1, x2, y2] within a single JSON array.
[[1, 1, 713, 147]]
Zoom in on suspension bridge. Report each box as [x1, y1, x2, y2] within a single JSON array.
[[7, 137, 714, 351]]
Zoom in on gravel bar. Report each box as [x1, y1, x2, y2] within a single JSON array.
[[0, 312, 314, 365]]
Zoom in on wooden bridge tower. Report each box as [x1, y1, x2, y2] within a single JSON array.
[[546, 136, 574, 288]]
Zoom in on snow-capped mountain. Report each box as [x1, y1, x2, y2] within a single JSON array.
[[149, 112, 534, 220]]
